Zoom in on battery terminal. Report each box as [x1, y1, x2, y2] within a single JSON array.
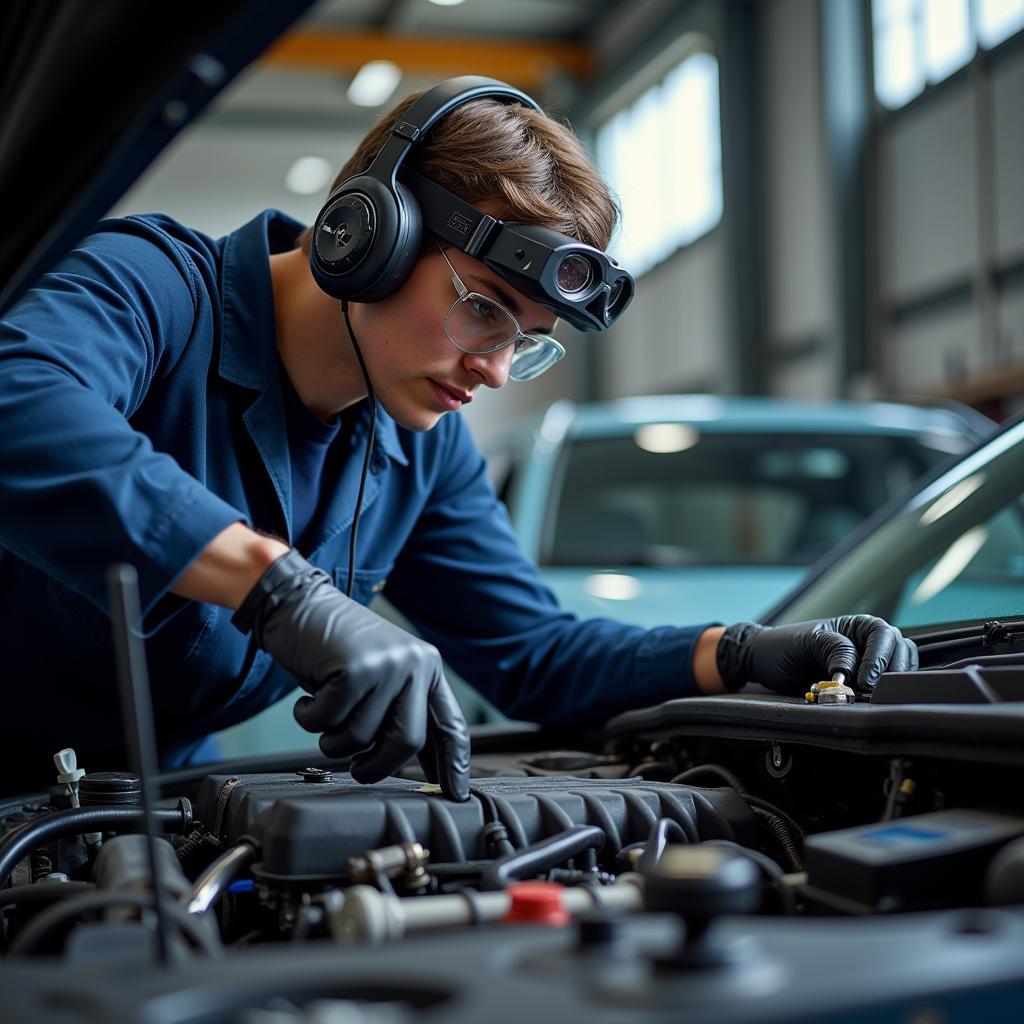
[[804, 672, 856, 705]]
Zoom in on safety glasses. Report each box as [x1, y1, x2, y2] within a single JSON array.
[[438, 245, 565, 382]]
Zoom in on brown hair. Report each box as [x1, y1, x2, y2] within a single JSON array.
[[295, 91, 618, 254]]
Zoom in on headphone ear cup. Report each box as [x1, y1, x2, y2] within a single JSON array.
[[380, 179, 423, 295], [309, 176, 423, 303]]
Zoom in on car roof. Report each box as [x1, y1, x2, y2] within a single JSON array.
[[488, 395, 992, 448]]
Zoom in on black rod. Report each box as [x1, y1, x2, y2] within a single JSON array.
[[107, 563, 171, 965]]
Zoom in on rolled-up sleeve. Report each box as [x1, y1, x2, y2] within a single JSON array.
[[0, 222, 243, 621], [385, 415, 713, 726]]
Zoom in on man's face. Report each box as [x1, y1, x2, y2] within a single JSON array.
[[352, 237, 557, 432]]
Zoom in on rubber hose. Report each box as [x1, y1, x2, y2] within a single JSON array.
[[480, 825, 605, 892], [0, 881, 95, 911], [7, 889, 222, 958], [637, 817, 690, 872], [0, 806, 189, 890]]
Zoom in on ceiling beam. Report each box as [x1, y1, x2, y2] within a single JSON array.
[[261, 30, 594, 87]]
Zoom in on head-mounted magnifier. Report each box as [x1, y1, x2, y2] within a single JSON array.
[[399, 167, 635, 333]]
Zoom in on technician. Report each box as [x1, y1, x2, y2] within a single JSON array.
[[0, 78, 917, 800]]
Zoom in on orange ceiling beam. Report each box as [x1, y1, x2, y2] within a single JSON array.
[[262, 30, 594, 87]]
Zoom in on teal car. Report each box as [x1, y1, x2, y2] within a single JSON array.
[[484, 395, 993, 628]]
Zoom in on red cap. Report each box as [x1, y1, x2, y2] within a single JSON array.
[[503, 881, 570, 926]]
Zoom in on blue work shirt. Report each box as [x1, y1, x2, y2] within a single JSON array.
[[0, 210, 708, 784]]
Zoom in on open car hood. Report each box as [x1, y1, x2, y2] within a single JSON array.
[[0, 0, 315, 315]]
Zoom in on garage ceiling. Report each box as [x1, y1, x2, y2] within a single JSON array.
[[208, 0, 672, 130]]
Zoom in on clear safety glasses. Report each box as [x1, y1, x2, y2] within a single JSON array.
[[438, 245, 565, 382]]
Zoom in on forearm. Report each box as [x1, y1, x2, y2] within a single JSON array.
[[170, 522, 289, 610], [693, 625, 727, 694]]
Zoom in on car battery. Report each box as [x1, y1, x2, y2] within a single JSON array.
[[803, 809, 1024, 913]]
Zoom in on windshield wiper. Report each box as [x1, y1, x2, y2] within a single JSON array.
[[911, 618, 1024, 656]]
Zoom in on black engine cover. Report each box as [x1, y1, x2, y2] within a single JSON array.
[[195, 773, 756, 880]]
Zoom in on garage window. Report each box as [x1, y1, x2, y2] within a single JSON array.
[[873, 0, 1024, 109], [595, 51, 723, 278]]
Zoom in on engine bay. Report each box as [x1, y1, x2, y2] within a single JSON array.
[[3, 652, 1024, 1023]]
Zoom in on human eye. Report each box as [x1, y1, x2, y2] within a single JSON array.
[[468, 295, 499, 322]]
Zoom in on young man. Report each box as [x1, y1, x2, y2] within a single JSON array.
[[0, 81, 916, 800]]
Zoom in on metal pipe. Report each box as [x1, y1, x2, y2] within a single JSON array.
[[186, 840, 258, 916], [328, 874, 644, 945]]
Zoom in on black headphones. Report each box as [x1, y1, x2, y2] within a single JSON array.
[[309, 76, 540, 304]]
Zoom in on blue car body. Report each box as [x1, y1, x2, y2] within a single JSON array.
[[484, 395, 992, 628]]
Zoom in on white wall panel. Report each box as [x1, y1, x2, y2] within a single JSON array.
[[598, 232, 724, 397], [768, 349, 836, 399], [110, 126, 361, 240], [881, 86, 978, 301], [992, 52, 1024, 263], [887, 301, 981, 393], [761, 0, 830, 344]]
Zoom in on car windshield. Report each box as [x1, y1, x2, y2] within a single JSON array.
[[542, 431, 959, 567], [773, 418, 1024, 630]]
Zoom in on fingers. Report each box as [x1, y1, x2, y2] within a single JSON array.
[[424, 680, 471, 802], [305, 688, 382, 760], [852, 619, 898, 690], [857, 633, 918, 692], [349, 691, 428, 784], [807, 628, 859, 681], [293, 672, 361, 733], [884, 635, 918, 675]]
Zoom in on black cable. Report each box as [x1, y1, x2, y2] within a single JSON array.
[[7, 890, 223, 958], [341, 299, 377, 599], [751, 806, 804, 873], [0, 882, 95, 911], [743, 795, 806, 841], [0, 805, 189, 890], [670, 765, 749, 794]]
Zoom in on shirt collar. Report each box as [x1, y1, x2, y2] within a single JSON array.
[[218, 209, 408, 468]]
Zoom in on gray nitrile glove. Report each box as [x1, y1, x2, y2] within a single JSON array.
[[232, 549, 470, 801], [715, 615, 919, 696]]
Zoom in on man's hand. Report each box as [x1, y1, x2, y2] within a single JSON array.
[[715, 615, 918, 696], [231, 549, 470, 801]]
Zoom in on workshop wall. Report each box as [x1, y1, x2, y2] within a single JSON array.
[[877, 37, 1024, 415]]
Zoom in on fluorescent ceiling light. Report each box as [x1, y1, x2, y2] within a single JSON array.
[[347, 61, 402, 107], [427, 0, 466, 6], [634, 423, 699, 454], [285, 156, 333, 196]]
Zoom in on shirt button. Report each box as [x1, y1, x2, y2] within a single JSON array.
[[371, 455, 386, 474]]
